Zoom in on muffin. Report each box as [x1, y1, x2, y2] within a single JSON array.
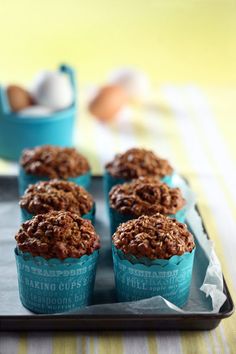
[[19, 145, 91, 195], [112, 213, 195, 307], [20, 179, 95, 224], [109, 177, 186, 234], [15, 211, 100, 314], [104, 148, 174, 199]]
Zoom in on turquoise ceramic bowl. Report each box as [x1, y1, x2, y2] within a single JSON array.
[[0, 64, 77, 161]]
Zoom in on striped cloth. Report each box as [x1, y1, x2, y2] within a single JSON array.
[[0, 85, 236, 354]]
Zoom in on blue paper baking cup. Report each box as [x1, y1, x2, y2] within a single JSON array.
[[18, 168, 91, 195], [104, 171, 175, 206], [112, 246, 195, 307], [109, 206, 187, 235], [20, 203, 96, 225], [15, 248, 99, 314]]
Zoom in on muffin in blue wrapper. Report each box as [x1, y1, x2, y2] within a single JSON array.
[[19, 145, 91, 195], [19, 179, 96, 225], [104, 148, 175, 200], [15, 211, 100, 314], [109, 177, 186, 235], [112, 213, 195, 307]]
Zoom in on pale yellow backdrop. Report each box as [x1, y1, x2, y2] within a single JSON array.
[[0, 0, 235, 85]]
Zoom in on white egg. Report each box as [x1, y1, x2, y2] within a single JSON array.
[[30, 71, 74, 110], [18, 106, 53, 117], [108, 67, 150, 102]]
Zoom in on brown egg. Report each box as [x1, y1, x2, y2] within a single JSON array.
[[88, 85, 127, 122], [7, 85, 34, 112]]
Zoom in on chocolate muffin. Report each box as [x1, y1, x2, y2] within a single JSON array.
[[112, 213, 195, 306], [15, 211, 100, 314], [15, 211, 100, 260], [20, 145, 90, 179], [106, 148, 173, 180], [19, 145, 91, 195], [112, 213, 194, 260], [20, 179, 95, 223], [110, 177, 185, 217]]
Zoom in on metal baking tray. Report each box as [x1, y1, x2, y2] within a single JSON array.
[[0, 176, 234, 331]]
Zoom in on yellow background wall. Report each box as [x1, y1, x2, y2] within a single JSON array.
[[0, 0, 235, 85]]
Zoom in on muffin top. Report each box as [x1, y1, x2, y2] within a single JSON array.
[[20, 145, 90, 179], [109, 177, 185, 217], [15, 211, 100, 259], [112, 213, 195, 259], [20, 180, 93, 216], [105, 148, 173, 179]]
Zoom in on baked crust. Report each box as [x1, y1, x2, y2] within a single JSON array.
[[20, 145, 90, 179], [15, 211, 100, 259], [109, 177, 185, 216], [20, 179, 93, 216], [112, 213, 195, 259], [106, 148, 173, 179]]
